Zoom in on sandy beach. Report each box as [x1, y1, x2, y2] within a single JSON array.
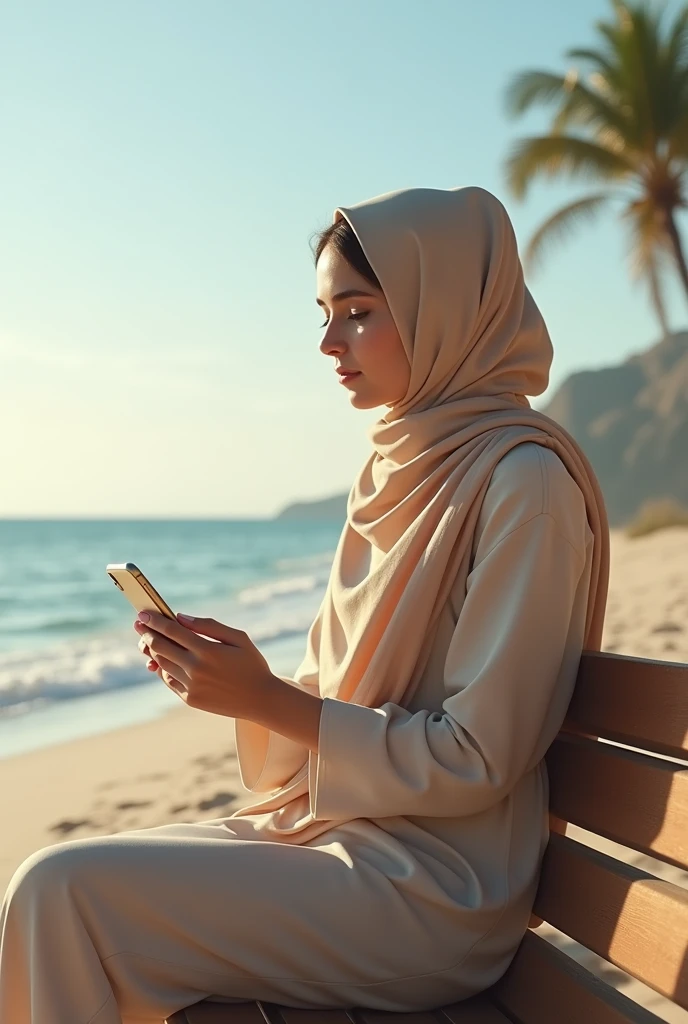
[[1, 525, 686, 1021]]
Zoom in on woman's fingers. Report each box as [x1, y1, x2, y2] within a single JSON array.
[[136, 633, 159, 671]]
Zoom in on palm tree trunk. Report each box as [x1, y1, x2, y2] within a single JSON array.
[[664, 208, 688, 300], [648, 262, 671, 339]]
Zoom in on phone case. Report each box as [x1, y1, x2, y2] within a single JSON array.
[[106, 562, 176, 620]]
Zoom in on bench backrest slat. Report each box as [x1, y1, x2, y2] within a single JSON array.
[[565, 653, 688, 759], [546, 733, 688, 870], [532, 832, 688, 1011], [493, 931, 666, 1024]]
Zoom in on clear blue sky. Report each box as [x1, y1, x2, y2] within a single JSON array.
[[2, 0, 686, 517]]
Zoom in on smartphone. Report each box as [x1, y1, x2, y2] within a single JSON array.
[[106, 562, 176, 620]]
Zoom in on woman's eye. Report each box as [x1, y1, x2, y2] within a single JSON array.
[[319, 311, 369, 329]]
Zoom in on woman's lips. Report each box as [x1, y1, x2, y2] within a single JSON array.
[[338, 371, 362, 385]]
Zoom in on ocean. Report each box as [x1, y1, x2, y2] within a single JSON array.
[[0, 519, 341, 760]]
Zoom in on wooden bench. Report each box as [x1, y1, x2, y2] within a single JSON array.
[[166, 650, 688, 1024]]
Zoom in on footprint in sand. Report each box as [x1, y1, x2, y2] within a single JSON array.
[[50, 818, 96, 835], [193, 750, 236, 769], [196, 792, 236, 812], [116, 800, 151, 811]]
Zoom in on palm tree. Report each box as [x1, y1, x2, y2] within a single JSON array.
[[504, 0, 688, 333]]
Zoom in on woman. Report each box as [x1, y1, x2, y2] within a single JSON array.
[[0, 185, 609, 1024]]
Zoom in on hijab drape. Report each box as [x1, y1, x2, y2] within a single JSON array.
[[230, 185, 610, 842]]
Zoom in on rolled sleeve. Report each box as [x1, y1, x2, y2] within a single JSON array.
[[234, 716, 310, 793], [235, 603, 325, 794]]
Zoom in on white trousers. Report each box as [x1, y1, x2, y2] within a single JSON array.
[[0, 816, 490, 1024]]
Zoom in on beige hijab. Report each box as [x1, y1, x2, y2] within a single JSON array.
[[230, 185, 610, 842]]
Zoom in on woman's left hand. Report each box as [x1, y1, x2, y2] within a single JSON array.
[[134, 610, 278, 719]]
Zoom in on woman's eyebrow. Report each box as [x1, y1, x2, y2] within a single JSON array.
[[316, 289, 376, 308]]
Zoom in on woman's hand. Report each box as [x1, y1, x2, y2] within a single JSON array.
[[133, 610, 279, 720]]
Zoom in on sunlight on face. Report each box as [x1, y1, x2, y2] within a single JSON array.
[[316, 245, 410, 410]]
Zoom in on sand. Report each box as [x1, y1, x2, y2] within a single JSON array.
[[1, 526, 686, 1021]]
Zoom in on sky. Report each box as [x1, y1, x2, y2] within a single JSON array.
[[2, 0, 687, 518]]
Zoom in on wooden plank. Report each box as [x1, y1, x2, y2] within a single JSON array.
[[264, 1007, 356, 1024], [169, 1001, 511, 1024], [532, 833, 688, 1011], [279, 1009, 358, 1024], [355, 1012, 446, 1024], [546, 734, 688, 870], [439, 996, 516, 1022], [492, 930, 665, 1024], [565, 652, 688, 759], [166, 1003, 269, 1023], [168, 1006, 356, 1024], [358, 998, 513, 1024]]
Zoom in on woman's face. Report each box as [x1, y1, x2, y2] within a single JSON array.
[[316, 244, 410, 410]]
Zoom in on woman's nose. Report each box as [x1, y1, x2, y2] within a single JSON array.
[[319, 324, 345, 357]]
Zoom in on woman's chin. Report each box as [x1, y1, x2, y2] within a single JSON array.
[[348, 387, 399, 410], [349, 391, 380, 410]]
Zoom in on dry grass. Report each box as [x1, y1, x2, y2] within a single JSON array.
[[625, 497, 688, 538]]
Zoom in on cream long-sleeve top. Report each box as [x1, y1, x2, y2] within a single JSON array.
[[231, 441, 594, 1001]]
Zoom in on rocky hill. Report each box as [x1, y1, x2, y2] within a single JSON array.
[[274, 332, 688, 527], [542, 331, 688, 526], [275, 492, 348, 522]]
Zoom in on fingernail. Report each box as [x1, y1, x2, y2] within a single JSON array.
[[138, 611, 150, 622], [177, 612, 194, 622]]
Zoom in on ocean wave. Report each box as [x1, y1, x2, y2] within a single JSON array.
[[274, 550, 336, 571], [237, 573, 326, 605], [0, 614, 110, 634], [0, 616, 316, 715]]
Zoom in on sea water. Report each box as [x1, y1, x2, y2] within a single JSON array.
[[0, 518, 341, 760]]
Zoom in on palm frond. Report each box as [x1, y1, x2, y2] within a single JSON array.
[[523, 193, 614, 275], [550, 77, 634, 144], [657, 7, 688, 139], [623, 195, 675, 335], [504, 70, 572, 118], [505, 135, 634, 200], [566, 46, 620, 82], [622, 195, 668, 267], [664, 6, 688, 70], [667, 107, 688, 160]]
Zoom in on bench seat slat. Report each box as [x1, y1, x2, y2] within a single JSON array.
[[167, 1004, 273, 1023], [168, 1006, 359, 1024], [167, 998, 511, 1024], [546, 734, 688, 870], [492, 930, 666, 1024], [533, 833, 688, 1010], [357, 999, 513, 1024], [438, 998, 515, 1022], [279, 1009, 359, 1024], [566, 653, 688, 759]]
